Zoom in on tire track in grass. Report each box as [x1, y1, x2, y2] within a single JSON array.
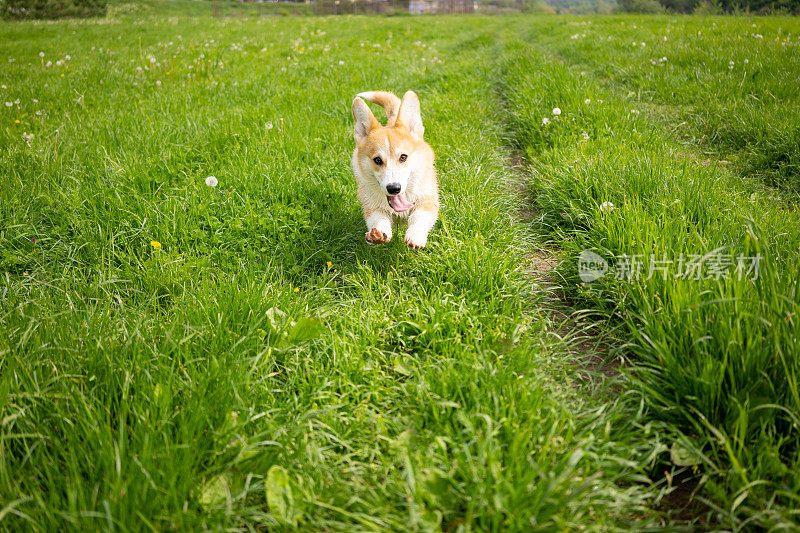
[[514, 154, 625, 392], [498, 73, 625, 392], [497, 31, 800, 530], [496, 42, 710, 526]]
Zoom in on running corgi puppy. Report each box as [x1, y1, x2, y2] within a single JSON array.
[[351, 90, 439, 249]]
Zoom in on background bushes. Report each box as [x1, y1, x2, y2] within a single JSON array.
[[1, 0, 106, 20], [622, 0, 800, 13]]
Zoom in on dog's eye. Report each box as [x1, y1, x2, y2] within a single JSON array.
[[399, 154, 408, 162], [373, 156, 383, 166]]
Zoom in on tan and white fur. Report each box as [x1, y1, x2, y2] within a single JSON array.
[[351, 90, 439, 249]]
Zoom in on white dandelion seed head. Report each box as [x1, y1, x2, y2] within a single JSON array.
[[5, 101, 12, 107], [205, 176, 218, 187], [542, 117, 550, 126], [39, 52, 45, 57], [584, 99, 591, 104], [552, 107, 561, 116], [600, 201, 615, 212], [338, 60, 344, 65], [582, 132, 590, 140], [65, 55, 71, 60], [265, 122, 274, 130]]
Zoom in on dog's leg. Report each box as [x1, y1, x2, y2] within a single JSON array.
[[364, 208, 392, 244], [404, 200, 438, 250]]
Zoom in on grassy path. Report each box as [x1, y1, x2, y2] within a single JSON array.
[[0, 14, 673, 531], [3, 10, 800, 530]]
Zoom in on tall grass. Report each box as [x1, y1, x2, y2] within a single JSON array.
[[4, 10, 799, 529], [530, 15, 800, 193], [498, 32, 800, 529], [0, 14, 672, 530]]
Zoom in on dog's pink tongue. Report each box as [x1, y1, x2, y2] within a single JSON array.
[[388, 194, 413, 212]]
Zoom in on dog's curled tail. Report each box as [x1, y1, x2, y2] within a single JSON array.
[[356, 91, 401, 126]]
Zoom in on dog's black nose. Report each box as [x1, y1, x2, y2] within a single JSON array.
[[386, 183, 401, 195]]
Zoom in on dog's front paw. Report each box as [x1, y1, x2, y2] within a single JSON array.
[[365, 227, 391, 244], [404, 228, 428, 250]]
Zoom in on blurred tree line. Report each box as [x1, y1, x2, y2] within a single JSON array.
[[517, 0, 798, 14], [618, 0, 799, 13], [1, 0, 106, 19]]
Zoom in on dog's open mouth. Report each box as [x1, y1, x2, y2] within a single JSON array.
[[387, 194, 413, 213]]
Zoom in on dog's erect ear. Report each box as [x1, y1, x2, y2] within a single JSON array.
[[358, 91, 401, 127], [352, 97, 380, 144], [396, 91, 424, 140]]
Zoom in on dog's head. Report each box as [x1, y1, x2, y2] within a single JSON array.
[[352, 91, 426, 213]]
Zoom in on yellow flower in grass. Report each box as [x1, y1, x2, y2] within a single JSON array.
[[293, 287, 300, 293], [150, 240, 161, 250], [326, 261, 332, 267]]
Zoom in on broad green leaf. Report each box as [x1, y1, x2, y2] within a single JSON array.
[[392, 356, 411, 376], [287, 317, 322, 342], [266, 465, 302, 526], [266, 307, 289, 334], [198, 473, 230, 510]]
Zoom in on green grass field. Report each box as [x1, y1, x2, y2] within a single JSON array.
[[2, 5, 799, 530]]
